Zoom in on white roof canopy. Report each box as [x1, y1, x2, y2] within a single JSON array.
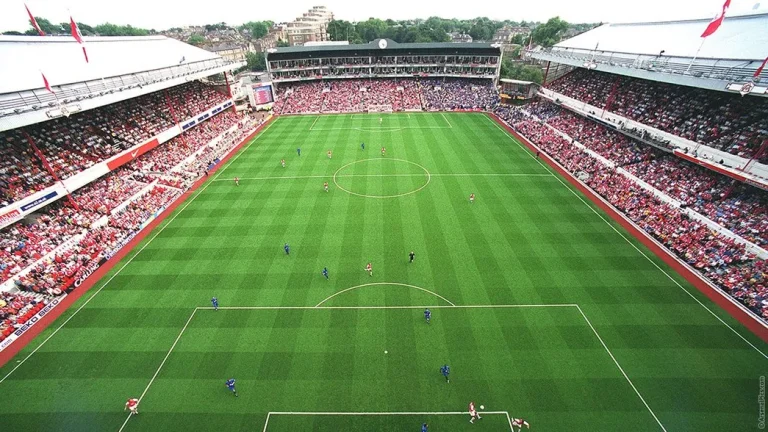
[[556, 12, 768, 61], [0, 35, 222, 94]]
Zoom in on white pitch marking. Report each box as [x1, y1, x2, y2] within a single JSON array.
[[576, 305, 667, 431], [440, 112, 453, 128], [118, 308, 199, 432], [315, 282, 457, 308], [332, 158, 431, 199], [197, 304, 578, 310], [489, 114, 768, 360], [262, 411, 514, 432], [211, 173, 552, 182], [309, 116, 320, 131], [0, 122, 277, 385]]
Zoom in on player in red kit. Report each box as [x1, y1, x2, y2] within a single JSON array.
[[468, 401, 481, 423], [365, 262, 373, 276], [324, 182, 329, 192], [125, 398, 139, 415], [511, 418, 530, 430], [234, 177, 239, 186]]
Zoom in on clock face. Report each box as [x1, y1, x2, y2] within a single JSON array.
[[378, 39, 387, 49]]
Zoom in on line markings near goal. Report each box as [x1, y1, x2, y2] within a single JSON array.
[[262, 411, 516, 432], [116, 302, 665, 431]]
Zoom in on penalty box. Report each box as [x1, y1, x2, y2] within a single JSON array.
[[131, 305, 660, 431]]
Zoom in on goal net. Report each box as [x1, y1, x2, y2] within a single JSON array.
[[367, 104, 393, 113]]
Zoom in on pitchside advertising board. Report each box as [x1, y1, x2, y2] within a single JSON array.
[[249, 83, 274, 107], [0, 296, 65, 351]]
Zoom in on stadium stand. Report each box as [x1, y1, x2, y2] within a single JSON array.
[[0, 81, 228, 205], [547, 69, 768, 162]]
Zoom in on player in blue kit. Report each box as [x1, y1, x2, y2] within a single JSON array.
[[284, 243, 290, 255], [297, 147, 301, 156], [322, 267, 329, 279], [440, 364, 450, 383], [361, 142, 365, 150], [424, 308, 431, 324], [421, 423, 428, 432], [225, 378, 238, 397], [211, 297, 218, 311]]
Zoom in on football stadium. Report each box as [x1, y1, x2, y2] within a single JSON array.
[[0, 4, 767, 432]]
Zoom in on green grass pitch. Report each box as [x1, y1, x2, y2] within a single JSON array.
[[0, 112, 766, 431]]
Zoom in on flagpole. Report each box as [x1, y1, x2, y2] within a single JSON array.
[[685, 39, 706, 74]]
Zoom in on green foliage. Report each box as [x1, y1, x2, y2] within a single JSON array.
[[468, 17, 502, 42], [3, 30, 23, 36], [188, 34, 206, 46], [500, 58, 543, 84], [276, 39, 289, 47], [531, 16, 569, 47], [239, 21, 271, 39], [21, 15, 149, 36], [204, 22, 228, 32], [510, 33, 526, 45], [93, 23, 149, 36], [245, 51, 266, 71], [25, 17, 58, 35], [327, 20, 361, 43]]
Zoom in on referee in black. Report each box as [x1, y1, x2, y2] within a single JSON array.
[[409, 251, 415, 263]]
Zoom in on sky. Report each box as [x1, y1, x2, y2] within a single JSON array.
[[1, 0, 765, 33]]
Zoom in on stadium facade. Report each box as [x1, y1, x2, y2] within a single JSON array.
[[266, 39, 502, 85]]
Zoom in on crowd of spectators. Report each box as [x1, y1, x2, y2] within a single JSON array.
[[497, 102, 768, 319], [0, 107, 260, 343], [0, 82, 229, 206], [548, 69, 768, 162], [273, 78, 498, 114], [422, 78, 498, 111]]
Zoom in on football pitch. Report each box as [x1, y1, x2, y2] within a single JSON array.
[[0, 112, 766, 431]]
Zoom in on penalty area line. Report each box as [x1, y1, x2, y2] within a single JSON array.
[[576, 305, 667, 432], [263, 411, 514, 432], [118, 308, 199, 432]]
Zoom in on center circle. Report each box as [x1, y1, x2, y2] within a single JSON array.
[[333, 158, 431, 198]]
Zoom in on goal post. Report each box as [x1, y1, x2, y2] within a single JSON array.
[[367, 104, 393, 113]]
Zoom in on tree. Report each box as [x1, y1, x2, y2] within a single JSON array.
[[276, 39, 289, 47], [356, 18, 388, 42], [500, 58, 543, 84], [26, 16, 58, 35], [468, 17, 500, 42], [510, 33, 526, 45], [327, 19, 360, 42], [239, 21, 270, 39], [245, 51, 266, 71], [188, 34, 206, 46], [531, 17, 568, 47]]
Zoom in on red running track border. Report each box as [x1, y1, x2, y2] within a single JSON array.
[[0, 117, 275, 369], [486, 112, 768, 343]]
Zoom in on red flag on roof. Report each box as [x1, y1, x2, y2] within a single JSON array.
[[41, 72, 53, 93], [701, 0, 731, 38], [25, 4, 45, 36], [70, 16, 89, 62], [755, 57, 768, 79]]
